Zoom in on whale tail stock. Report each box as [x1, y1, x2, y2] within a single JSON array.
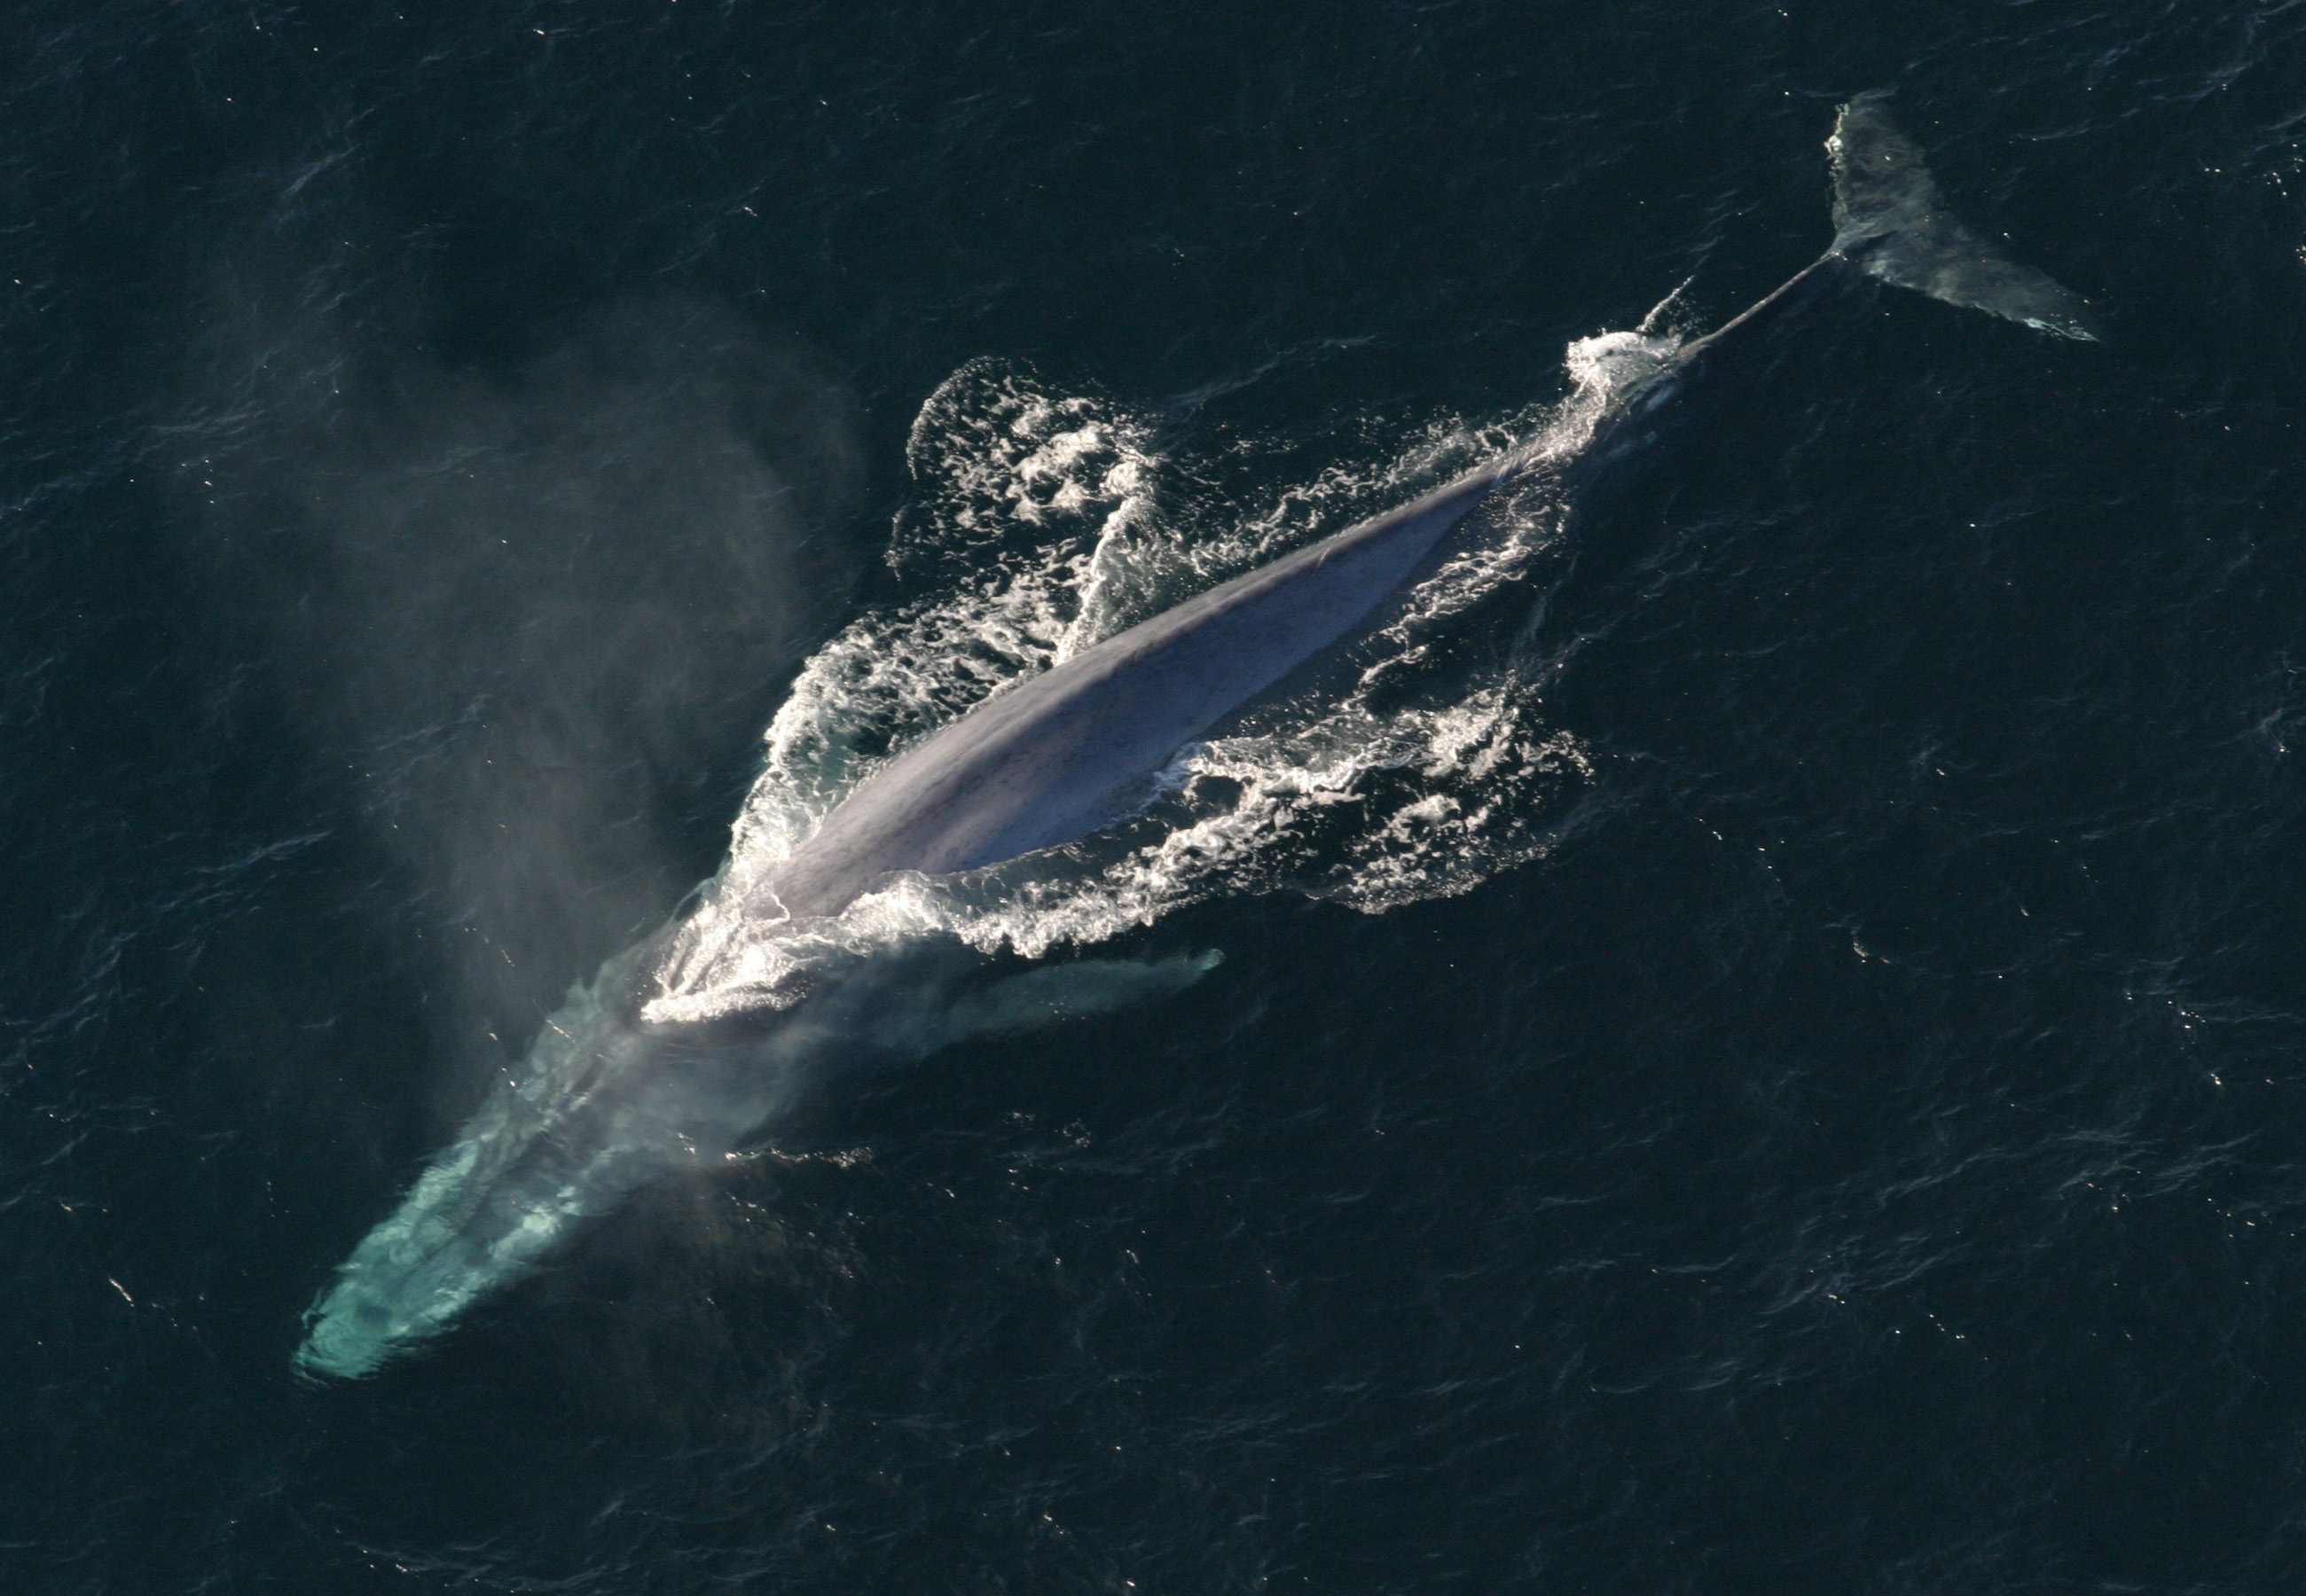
[[1826, 89, 2099, 341]]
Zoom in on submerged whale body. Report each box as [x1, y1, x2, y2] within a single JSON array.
[[296, 94, 2095, 1379]]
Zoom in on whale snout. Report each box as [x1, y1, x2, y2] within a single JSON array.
[[293, 1009, 730, 1380]]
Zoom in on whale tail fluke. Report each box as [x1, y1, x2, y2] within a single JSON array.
[[1827, 90, 2100, 341]]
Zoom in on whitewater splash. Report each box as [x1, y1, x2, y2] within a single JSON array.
[[296, 330, 1660, 1378], [647, 337, 1667, 1021]]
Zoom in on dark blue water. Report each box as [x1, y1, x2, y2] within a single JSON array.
[[11, 2, 2306, 1590]]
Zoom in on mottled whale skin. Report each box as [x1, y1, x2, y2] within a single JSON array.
[[295, 93, 2096, 1379]]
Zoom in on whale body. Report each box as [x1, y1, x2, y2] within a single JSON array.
[[757, 464, 1521, 919], [295, 93, 2095, 1379]]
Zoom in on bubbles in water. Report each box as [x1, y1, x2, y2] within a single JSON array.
[[646, 332, 1673, 1025], [1565, 327, 1682, 403]]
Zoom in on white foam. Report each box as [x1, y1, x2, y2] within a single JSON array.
[[643, 334, 1673, 1025]]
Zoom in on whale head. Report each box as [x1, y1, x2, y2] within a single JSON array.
[[294, 997, 788, 1381]]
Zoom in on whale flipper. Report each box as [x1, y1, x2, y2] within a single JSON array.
[[929, 951, 1223, 1046], [1828, 90, 2100, 341]]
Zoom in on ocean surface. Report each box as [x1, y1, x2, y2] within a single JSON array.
[[10, 2, 2306, 1591]]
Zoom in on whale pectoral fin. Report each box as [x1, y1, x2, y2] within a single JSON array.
[[1828, 90, 2101, 341], [935, 951, 1223, 1045]]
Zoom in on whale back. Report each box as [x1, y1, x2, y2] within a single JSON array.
[[759, 465, 1513, 919]]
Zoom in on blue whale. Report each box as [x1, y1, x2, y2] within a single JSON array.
[[296, 93, 2093, 1378]]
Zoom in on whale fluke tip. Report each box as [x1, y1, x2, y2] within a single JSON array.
[[1827, 90, 2102, 342]]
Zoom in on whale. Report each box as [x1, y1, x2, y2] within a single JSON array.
[[295, 92, 2095, 1379]]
